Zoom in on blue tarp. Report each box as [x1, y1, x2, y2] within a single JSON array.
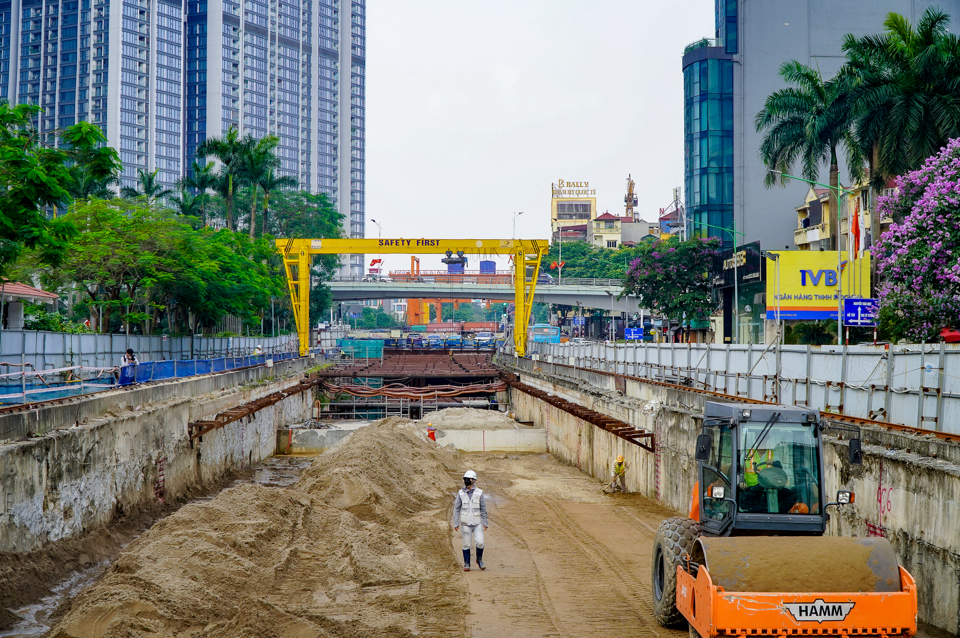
[[118, 352, 297, 386]]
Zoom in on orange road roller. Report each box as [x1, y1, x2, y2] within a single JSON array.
[[652, 402, 917, 638]]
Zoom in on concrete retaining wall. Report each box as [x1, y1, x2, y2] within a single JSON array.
[[507, 362, 960, 635], [0, 358, 310, 442], [0, 358, 315, 554], [276, 428, 354, 455], [434, 428, 547, 453]]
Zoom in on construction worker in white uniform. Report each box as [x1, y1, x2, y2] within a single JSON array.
[[453, 470, 488, 571]]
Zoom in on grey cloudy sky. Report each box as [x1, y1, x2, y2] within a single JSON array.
[[364, 0, 714, 270]]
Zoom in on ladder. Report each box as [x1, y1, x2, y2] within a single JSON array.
[[420, 391, 439, 418], [385, 396, 406, 419]]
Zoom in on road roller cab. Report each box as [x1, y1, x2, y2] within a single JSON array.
[[693, 402, 859, 537], [652, 401, 918, 638]]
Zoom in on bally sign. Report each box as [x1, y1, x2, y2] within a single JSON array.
[[552, 179, 597, 197], [783, 600, 856, 623]]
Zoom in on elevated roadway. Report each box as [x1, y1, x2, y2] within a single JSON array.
[[328, 277, 645, 314]]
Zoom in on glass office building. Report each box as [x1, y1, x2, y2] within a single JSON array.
[[682, 45, 733, 248]]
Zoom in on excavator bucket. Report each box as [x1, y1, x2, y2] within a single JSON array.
[[677, 536, 917, 637]]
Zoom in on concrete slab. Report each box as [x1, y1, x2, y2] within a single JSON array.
[[433, 428, 547, 453], [276, 420, 369, 454]]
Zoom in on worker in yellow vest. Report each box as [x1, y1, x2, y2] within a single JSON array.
[[608, 455, 627, 493], [744, 449, 775, 487]]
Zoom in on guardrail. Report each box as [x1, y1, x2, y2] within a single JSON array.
[[329, 276, 624, 287], [0, 350, 305, 406], [520, 340, 960, 435]]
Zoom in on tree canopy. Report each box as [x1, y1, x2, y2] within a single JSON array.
[[0, 104, 120, 272], [843, 7, 960, 186], [621, 236, 721, 323], [875, 136, 960, 341]]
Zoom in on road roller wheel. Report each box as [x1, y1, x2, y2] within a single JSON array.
[[688, 623, 702, 638], [651, 516, 700, 627]]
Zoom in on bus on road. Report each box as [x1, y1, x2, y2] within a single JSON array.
[[530, 324, 561, 344]]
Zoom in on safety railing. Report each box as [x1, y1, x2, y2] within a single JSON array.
[[117, 351, 298, 385], [329, 275, 624, 287], [0, 365, 117, 405], [0, 350, 303, 405]]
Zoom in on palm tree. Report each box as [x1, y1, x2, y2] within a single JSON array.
[[257, 169, 297, 235], [791, 321, 837, 346], [237, 135, 280, 239], [120, 168, 174, 201], [842, 7, 960, 188], [169, 190, 203, 218], [178, 161, 218, 226], [195, 126, 256, 231], [756, 61, 864, 251], [67, 172, 118, 200]]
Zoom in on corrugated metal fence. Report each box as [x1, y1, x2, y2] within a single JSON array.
[[527, 341, 960, 435], [0, 330, 298, 372]]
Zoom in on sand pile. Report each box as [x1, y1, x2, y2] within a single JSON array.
[[48, 420, 468, 638], [426, 407, 519, 430]]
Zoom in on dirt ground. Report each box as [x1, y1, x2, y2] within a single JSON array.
[[452, 453, 688, 638], [46, 419, 468, 638], [22, 419, 943, 638]]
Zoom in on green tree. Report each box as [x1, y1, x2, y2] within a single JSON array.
[[622, 236, 720, 324], [169, 190, 203, 219], [755, 61, 864, 250], [187, 230, 286, 333], [119, 168, 174, 201], [789, 321, 837, 346], [67, 173, 118, 201], [53, 199, 191, 332], [0, 104, 120, 272], [195, 126, 256, 231], [178, 161, 218, 225], [238, 135, 281, 239], [540, 240, 642, 279], [256, 169, 298, 236], [843, 7, 960, 189]]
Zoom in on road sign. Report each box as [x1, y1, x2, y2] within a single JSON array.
[[625, 328, 644, 340], [843, 298, 879, 327], [572, 317, 585, 326]]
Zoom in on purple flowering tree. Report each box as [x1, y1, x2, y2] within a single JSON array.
[[876, 137, 960, 341], [621, 236, 721, 323]]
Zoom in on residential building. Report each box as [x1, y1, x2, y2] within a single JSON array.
[[588, 212, 623, 249], [1, 0, 186, 192], [682, 0, 957, 252], [186, 0, 366, 275], [1, 0, 365, 274], [621, 219, 659, 245], [793, 188, 830, 251]]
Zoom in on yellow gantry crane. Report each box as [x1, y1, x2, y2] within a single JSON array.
[[275, 238, 550, 357]]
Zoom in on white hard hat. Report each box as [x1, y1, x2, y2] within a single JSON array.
[[463, 470, 478, 480]]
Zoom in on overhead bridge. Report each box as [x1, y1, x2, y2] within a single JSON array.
[[328, 277, 643, 314]]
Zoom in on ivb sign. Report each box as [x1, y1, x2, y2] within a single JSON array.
[[783, 600, 855, 623], [624, 328, 644, 340], [843, 298, 879, 327]]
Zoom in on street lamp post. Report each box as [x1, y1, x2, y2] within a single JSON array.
[[370, 219, 382, 281], [513, 211, 524, 239], [768, 170, 855, 341], [762, 251, 782, 344], [687, 218, 747, 344]]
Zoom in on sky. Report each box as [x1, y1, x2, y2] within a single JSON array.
[[364, 0, 715, 270]]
